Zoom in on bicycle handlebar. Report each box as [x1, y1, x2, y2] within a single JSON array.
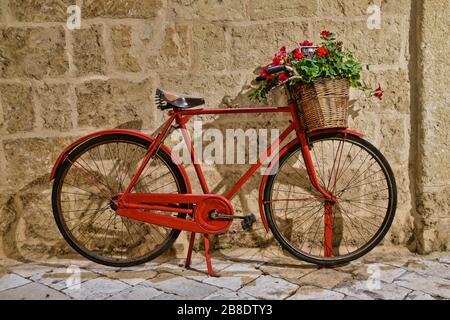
[[256, 65, 287, 82], [266, 65, 286, 75], [256, 65, 298, 82]]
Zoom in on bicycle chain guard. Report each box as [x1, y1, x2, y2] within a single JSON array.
[[194, 197, 233, 234]]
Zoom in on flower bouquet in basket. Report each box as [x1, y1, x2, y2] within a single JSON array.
[[251, 31, 384, 132]]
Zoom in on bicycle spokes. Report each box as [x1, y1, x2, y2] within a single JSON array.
[[55, 137, 185, 264], [267, 135, 393, 260]]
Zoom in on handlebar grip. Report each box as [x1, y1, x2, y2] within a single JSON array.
[[266, 65, 286, 75]]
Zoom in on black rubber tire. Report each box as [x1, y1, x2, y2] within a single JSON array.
[[52, 133, 188, 267], [263, 133, 397, 266]]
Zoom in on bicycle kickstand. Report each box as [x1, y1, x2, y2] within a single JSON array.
[[185, 232, 196, 269], [184, 232, 219, 277], [203, 234, 219, 277]]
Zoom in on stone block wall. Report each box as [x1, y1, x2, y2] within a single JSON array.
[[410, 0, 450, 253], [0, 0, 448, 260]]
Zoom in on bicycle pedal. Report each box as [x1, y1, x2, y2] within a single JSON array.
[[241, 214, 257, 230]]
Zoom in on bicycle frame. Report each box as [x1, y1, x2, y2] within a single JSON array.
[[49, 101, 364, 276], [120, 103, 334, 207]]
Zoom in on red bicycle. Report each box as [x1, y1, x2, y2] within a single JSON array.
[[50, 66, 397, 276]]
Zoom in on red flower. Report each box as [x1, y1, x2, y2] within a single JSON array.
[[316, 47, 329, 58], [261, 66, 273, 80], [293, 48, 305, 60], [272, 54, 282, 66], [299, 40, 314, 46], [278, 72, 289, 83], [320, 30, 333, 38], [373, 83, 384, 101], [278, 46, 287, 59]]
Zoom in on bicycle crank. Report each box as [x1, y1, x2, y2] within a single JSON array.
[[194, 197, 234, 234]]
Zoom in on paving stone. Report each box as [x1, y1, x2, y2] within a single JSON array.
[[238, 275, 298, 300], [30, 267, 99, 291], [384, 257, 423, 268], [352, 263, 408, 283], [377, 264, 408, 283], [219, 248, 269, 264], [157, 258, 204, 273], [117, 265, 161, 272], [198, 262, 263, 290], [204, 288, 256, 300], [163, 261, 232, 282], [171, 269, 209, 282], [62, 277, 131, 300], [359, 247, 413, 264], [29, 268, 71, 290], [202, 275, 258, 291], [288, 286, 345, 300], [295, 268, 353, 289], [107, 283, 162, 300], [221, 262, 263, 274], [405, 291, 435, 300], [264, 257, 314, 267], [334, 280, 412, 300], [95, 268, 158, 286], [0, 282, 71, 300], [0, 274, 31, 292], [394, 272, 450, 299], [259, 264, 315, 283], [334, 261, 365, 274], [89, 264, 160, 277], [399, 260, 450, 280], [192, 261, 232, 273], [33, 258, 98, 269], [10, 264, 52, 278], [146, 273, 219, 299], [438, 256, 450, 265], [150, 292, 184, 300], [1, 252, 449, 300], [261, 248, 315, 267], [337, 264, 371, 281]]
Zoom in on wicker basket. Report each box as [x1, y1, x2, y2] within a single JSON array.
[[291, 78, 350, 132]]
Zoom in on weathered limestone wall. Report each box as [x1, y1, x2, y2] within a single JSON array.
[[0, 0, 447, 260], [410, 0, 450, 253]]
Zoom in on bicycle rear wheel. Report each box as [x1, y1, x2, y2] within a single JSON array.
[[52, 134, 188, 267], [263, 133, 397, 266]]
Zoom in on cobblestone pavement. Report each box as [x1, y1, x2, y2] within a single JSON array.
[[0, 247, 449, 300]]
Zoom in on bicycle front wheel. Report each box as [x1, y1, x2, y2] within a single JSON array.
[[52, 133, 188, 267], [263, 133, 397, 266]]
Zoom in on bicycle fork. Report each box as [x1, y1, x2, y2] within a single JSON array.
[[293, 109, 337, 258]]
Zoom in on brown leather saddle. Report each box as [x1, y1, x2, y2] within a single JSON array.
[[155, 88, 205, 110]]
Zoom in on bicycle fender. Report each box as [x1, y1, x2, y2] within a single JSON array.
[[258, 129, 364, 232], [308, 128, 364, 139], [49, 129, 192, 193]]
